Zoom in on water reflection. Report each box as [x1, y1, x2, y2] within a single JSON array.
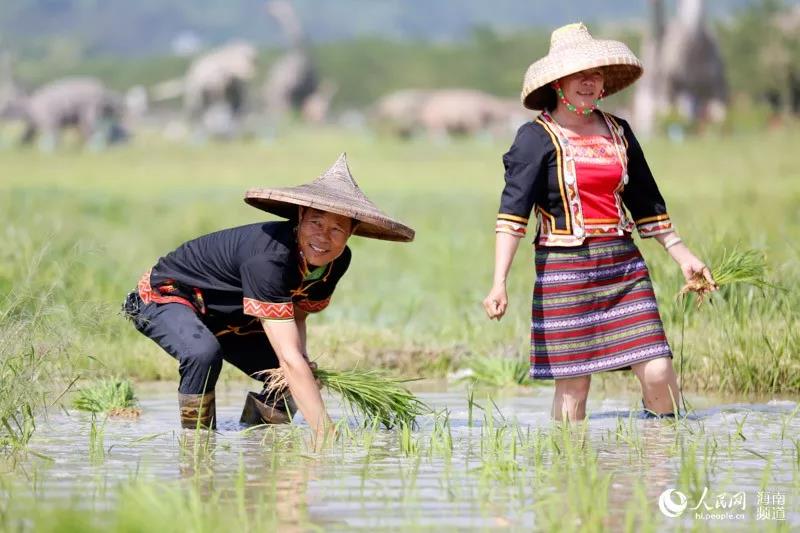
[[6, 383, 799, 529]]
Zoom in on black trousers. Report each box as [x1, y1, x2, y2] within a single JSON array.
[[124, 292, 279, 394]]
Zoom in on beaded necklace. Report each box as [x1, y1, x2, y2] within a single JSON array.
[[553, 80, 604, 117]]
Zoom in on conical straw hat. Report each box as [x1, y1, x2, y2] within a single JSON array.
[[245, 153, 415, 242], [521, 22, 643, 110]]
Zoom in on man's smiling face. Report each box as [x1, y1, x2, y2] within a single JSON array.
[[297, 207, 353, 267]]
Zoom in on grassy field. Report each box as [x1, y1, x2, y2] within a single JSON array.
[[1, 125, 799, 530], [1, 125, 799, 422]]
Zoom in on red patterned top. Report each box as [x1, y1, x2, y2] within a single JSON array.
[[496, 110, 675, 246], [570, 134, 624, 226]]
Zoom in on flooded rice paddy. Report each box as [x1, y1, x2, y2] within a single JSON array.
[[3, 383, 799, 531]]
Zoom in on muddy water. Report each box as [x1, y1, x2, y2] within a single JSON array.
[[9, 383, 800, 530]]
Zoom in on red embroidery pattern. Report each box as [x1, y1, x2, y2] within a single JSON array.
[[637, 218, 674, 237], [534, 111, 645, 246], [296, 298, 331, 313], [584, 222, 623, 235], [495, 220, 527, 237], [567, 136, 620, 165], [495, 214, 529, 237], [137, 269, 196, 311], [243, 298, 294, 320]]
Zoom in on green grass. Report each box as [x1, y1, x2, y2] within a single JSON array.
[[0, 124, 798, 399], [461, 355, 531, 388]]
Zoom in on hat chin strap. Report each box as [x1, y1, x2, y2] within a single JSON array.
[[553, 81, 603, 117]]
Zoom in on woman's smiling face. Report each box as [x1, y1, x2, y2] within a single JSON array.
[[558, 68, 605, 109], [297, 207, 353, 266]]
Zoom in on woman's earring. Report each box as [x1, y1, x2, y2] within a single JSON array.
[[594, 89, 606, 106]]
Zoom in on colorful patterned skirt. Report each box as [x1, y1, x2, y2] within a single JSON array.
[[530, 237, 672, 380]]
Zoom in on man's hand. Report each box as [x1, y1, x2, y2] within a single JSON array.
[[261, 319, 331, 434], [302, 354, 322, 389]]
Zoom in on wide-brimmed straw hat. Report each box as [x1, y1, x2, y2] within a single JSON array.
[[521, 22, 643, 110], [245, 153, 415, 242]]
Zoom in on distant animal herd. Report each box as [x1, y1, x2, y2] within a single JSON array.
[[4, 0, 785, 151]]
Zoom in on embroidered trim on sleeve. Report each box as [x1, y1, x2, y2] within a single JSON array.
[[637, 217, 674, 238], [496, 214, 528, 237], [635, 214, 671, 224], [296, 298, 331, 313], [243, 298, 294, 320], [497, 213, 529, 224], [496, 221, 527, 237]]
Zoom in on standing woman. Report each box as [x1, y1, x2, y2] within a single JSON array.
[[483, 23, 716, 422]]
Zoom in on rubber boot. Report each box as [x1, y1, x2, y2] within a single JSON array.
[[179, 391, 216, 429], [240, 387, 296, 426]]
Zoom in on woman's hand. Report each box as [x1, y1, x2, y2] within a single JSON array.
[[668, 243, 718, 293], [483, 283, 508, 320], [485, 232, 522, 321]]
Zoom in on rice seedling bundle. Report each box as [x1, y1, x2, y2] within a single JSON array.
[[73, 379, 141, 418], [262, 366, 429, 429], [679, 247, 773, 306]]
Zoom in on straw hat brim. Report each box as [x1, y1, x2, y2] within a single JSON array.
[[521, 38, 643, 110], [245, 186, 415, 242]]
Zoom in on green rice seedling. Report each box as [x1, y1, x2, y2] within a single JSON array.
[[354, 416, 381, 458], [529, 428, 548, 473], [622, 480, 656, 533], [779, 404, 800, 441], [474, 406, 527, 485], [705, 435, 720, 472], [613, 411, 646, 460], [394, 451, 422, 503], [680, 246, 774, 306], [460, 355, 530, 389], [261, 366, 429, 429], [428, 409, 453, 459], [759, 457, 774, 492], [677, 437, 707, 505], [465, 387, 486, 429], [734, 414, 748, 441], [177, 427, 218, 477], [399, 420, 419, 456], [72, 379, 140, 417], [477, 453, 520, 485], [88, 414, 105, 464], [535, 423, 610, 532]]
